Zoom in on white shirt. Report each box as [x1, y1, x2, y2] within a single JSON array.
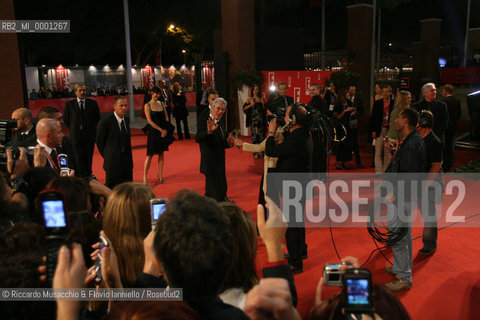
[[37, 139, 55, 168], [114, 112, 125, 131], [77, 98, 86, 108]]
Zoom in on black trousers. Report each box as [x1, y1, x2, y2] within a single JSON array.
[[351, 128, 362, 165], [175, 116, 190, 140], [105, 167, 133, 189], [266, 172, 307, 268], [73, 141, 95, 177], [205, 174, 227, 202]]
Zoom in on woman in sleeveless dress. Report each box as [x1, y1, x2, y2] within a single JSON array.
[[143, 86, 175, 184], [243, 84, 266, 159]]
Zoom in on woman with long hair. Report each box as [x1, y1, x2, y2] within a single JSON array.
[[243, 84, 266, 159], [102, 182, 154, 287], [370, 83, 383, 112], [384, 90, 412, 168], [143, 86, 175, 184], [333, 88, 355, 170]]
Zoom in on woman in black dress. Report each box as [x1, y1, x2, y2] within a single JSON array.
[[333, 88, 355, 170], [171, 82, 190, 140], [243, 84, 266, 159], [143, 86, 175, 184]]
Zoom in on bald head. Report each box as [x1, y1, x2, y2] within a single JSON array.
[[36, 118, 64, 148], [11, 108, 33, 132]]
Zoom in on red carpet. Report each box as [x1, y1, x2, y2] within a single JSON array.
[[91, 128, 480, 320]]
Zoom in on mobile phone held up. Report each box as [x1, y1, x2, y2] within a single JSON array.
[[93, 235, 109, 285], [342, 268, 374, 319], [58, 153, 71, 176], [150, 198, 167, 230], [38, 190, 69, 283]]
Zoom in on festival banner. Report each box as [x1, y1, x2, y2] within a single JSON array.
[[55, 65, 70, 90], [261, 70, 333, 103]]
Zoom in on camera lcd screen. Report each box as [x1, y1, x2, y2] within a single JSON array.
[[42, 200, 66, 228], [59, 156, 68, 167], [346, 279, 370, 305], [152, 203, 166, 221]]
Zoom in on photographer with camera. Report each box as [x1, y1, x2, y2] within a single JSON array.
[[8, 108, 37, 148], [311, 256, 411, 320], [265, 104, 313, 274]]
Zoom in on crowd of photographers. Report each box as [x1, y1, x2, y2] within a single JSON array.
[[4, 79, 460, 319]]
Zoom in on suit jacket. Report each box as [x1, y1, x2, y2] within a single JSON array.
[[196, 109, 231, 175], [265, 127, 313, 173], [266, 94, 294, 115], [369, 98, 394, 136], [7, 125, 37, 148], [196, 89, 209, 107], [64, 98, 100, 145], [351, 94, 364, 117], [307, 95, 328, 115], [96, 114, 133, 173], [442, 96, 461, 134], [160, 87, 172, 107]]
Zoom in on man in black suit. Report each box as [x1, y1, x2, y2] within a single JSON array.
[[265, 104, 313, 274], [196, 82, 209, 123], [412, 83, 449, 144], [349, 85, 364, 168], [369, 84, 394, 174], [266, 82, 294, 116], [159, 80, 172, 122], [196, 97, 234, 202], [440, 84, 461, 171], [63, 84, 100, 178], [8, 108, 36, 148], [96, 96, 133, 189]]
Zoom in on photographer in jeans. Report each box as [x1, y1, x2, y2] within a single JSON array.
[[383, 108, 426, 292]]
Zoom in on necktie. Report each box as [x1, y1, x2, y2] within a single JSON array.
[[50, 149, 59, 170], [120, 119, 127, 134], [79, 100, 85, 121], [284, 97, 288, 108]]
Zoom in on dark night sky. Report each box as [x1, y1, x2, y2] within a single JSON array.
[[10, 0, 480, 66]]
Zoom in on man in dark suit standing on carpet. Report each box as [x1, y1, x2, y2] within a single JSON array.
[[159, 79, 172, 122], [196, 97, 234, 202], [96, 96, 133, 188], [63, 84, 100, 177], [266, 82, 294, 116]]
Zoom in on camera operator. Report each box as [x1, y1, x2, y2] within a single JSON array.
[[265, 104, 313, 274], [8, 108, 37, 148]]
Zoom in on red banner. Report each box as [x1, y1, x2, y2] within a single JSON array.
[[55, 66, 70, 90], [261, 70, 333, 103], [142, 65, 154, 89]]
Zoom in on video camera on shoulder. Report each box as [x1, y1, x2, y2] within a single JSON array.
[[37, 190, 70, 283]]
